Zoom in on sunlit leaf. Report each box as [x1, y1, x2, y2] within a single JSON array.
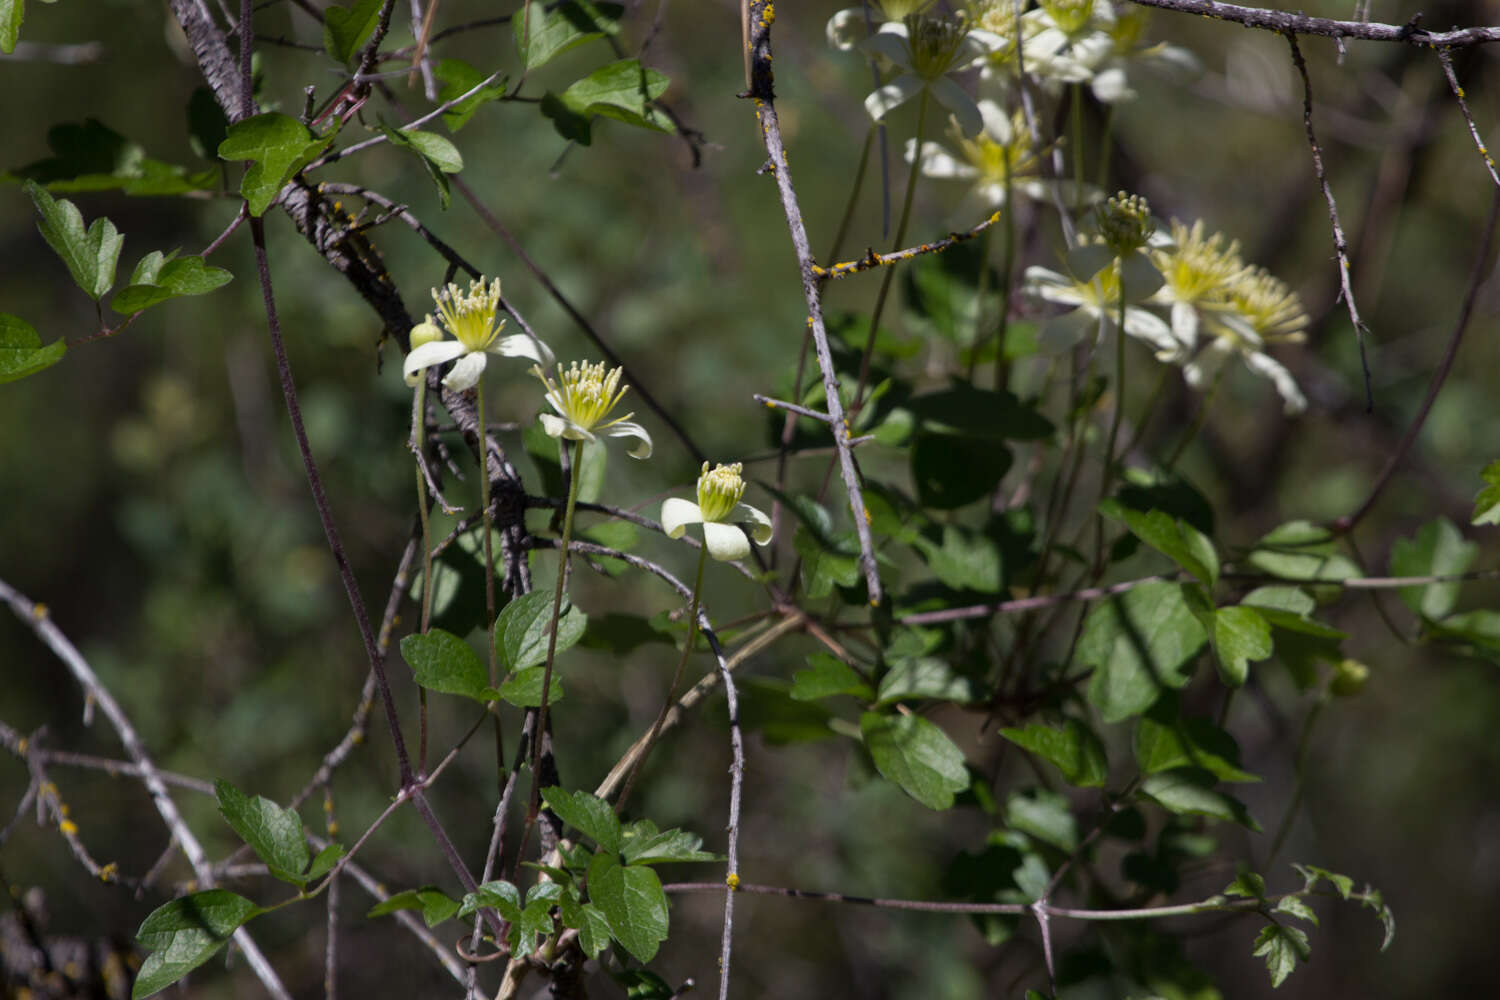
[[133, 891, 262, 998], [214, 780, 309, 885], [861, 711, 970, 810]]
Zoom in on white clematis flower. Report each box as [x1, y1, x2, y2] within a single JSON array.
[[662, 462, 773, 562], [403, 278, 553, 392], [532, 360, 653, 459], [1189, 266, 1309, 415], [858, 14, 1002, 136], [1023, 257, 1180, 358]]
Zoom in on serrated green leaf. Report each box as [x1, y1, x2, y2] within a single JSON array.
[[1133, 698, 1259, 783], [1362, 888, 1396, 950], [860, 712, 970, 810], [133, 890, 262, 999], [542, 787, 621, 853], [401, 628, 489, 701], [1223, 871, 1266, 898], [998, 718, 1109, 788], [512, 898, 557, 957], [218, 113, 334, 216], [560, 896, 612, 957], [0, 313, 66, 384], [1005, 788, 1077, 851], [1211, 605, 1272, 687], [1473, 460, 1500, 526], [1389, 517, 1476, 620], [379, 123, 464, 208], [495, 591, 588, 671], [1080, 582, 1208, 723], [1, 0, 23, 54], [1101, 501, 1219, 588], [1293, 863, 1353, 899], [876, 657, 981, 705], [587, 852, 668, 962], [578, 612, 670, 654], [735, 676, 838, 744], [621, 822, 717, 865], [1275, 895, 1318, 925], [1246, 520, 1361, 584], [495, 665, 563, 707], [111, 254, 233, 314], [793, 525, 861, 598], [911, 429, 1013, 510], [913, 523, 1003, 591], [25, 180, 122, 299], [435, 59, 507, 132], [305, 843, 345, 882], [1140, 770, 1260, 830], [1251, 923, 1309, 988], [790, 652, 874, 702], [323, 0, 383, 64], [558, 59, 672, 134], [514, 1, 622, 70], [214, 780, 309, 885], [1241, 585, 1315, 617], [456, 880, 521, 922], [371, 886, 463, 927], [1427, 608, 1500, 661]]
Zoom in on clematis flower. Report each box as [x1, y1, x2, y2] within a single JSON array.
[[906, 101, 1055, 210], [1148, 219, 1249, 354], [1023, 256, 1179, 358], [403, 278, 553, 392], [532, 360, 652, 459], [661, 462, 773, 562], [856, 13, 1001, 136], [1188, 266, 1309, 415], [1084, 7, 1200, 104], [826, 1, 938, 51]]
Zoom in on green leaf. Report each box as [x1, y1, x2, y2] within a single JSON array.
[[495, 665, 563, 707], [1134, 697, 1259, 783], [401, 628, 489, 701], [0, 0, 23, 54], [913, 523, 1003, 592], [1293, 863, 1353, 899], [621, 821, 718, 865], [218, 113, 335, 216], [793, 525, 861, 598], [323, 0, 383, 64], [1005, 788, 1077, 851], [860, 712, 970, 810], [1246, 520, 1361, 584], [305, 843, 345, 882], [876, 657, 981, 705], [542, 787, 621, 853], [578, 613, 670, 654], [1389, 517, 1476, 620], [1241, 585, 1315, 617], [1361, 887, 1396, 950], [133, 891, 262, 998], [1223, 871, 1266, 898], [379, 123, 464, 208], [0, 314, 66, 384], [512, 898, 557, 957], [1472, 460, 1500, 526], [587, 852, 669, 962], [435, 59, 507, 132], [1211, 605, 1272, 687], [514, 1, 622, 69], [13, 119, 217, 195], [559, 896, 612, 957], [1251, 923, 1310, 988], [999, 718, 1108, 788], [735, 676, 838, 744], [369, 886, 463, 927], [25, 180, 122, 299], [111, 253, 233, 315], [557, 59, 672, 135], [902, 239, 995, 346], [1427, 608, 1500, 661], [790, 653, 874, 702], [906, 385, 1055, 440], [214, 780, 309, 885], [187, 87, 230, 161], [495, 591, 588, 671], [457, 880, 522, 922], [1275, 895, 1318, 925], [1079, 582, 1208, 723], [1100, 501, 1218, 589], [1140, 770, 1260, 830]]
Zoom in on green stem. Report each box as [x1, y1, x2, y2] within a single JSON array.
[[1091, 272, 1129, 576], [476, 379, 498, 686], [532, 438, 581, 787], [853, 87, 929, 410], [411, 382, 433, 772], [1165, 371, 1225, 470], [615, 542, 709, 814], [1070, 83, 1085, 210]]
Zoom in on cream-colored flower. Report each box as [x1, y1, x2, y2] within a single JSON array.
[[1023, 257, 1178, 358], [906, 101, 1054, 209], [855, 13, 1001, 136], [533, 360, 652, 459], [1189, 266, 1309, 415], [1148, 219, 1247, 352], [402, 278, 553, 391], [661, 462, 773, 562]]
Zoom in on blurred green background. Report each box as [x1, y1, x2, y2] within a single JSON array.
[[3, 1, 1500, 997]]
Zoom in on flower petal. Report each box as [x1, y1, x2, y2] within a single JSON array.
[[1122, 307, 1181, 358], [539, 412, 595, 442], [661, 497, 704, 540], [733, 503, 774, 546], [489, 332, 555, 369], [1244, 350, 1307, 415], [703, 521, 752, 562], [909, 139, 974, 180], [603, 420, 653, 460], [826, 8, 871, 51], [1170, 301, 1200, 352], [864, 74, 924, 122], [929, 76, 983, 136], [442, 351, 489, 391], [403, 339, 465, 386]]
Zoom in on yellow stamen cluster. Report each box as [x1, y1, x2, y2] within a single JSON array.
[[955, 109, 1040, 186], [877, 0, 935, 18], [1227, 266, 1309, 342], [536, 361, 633, 432], [432, 278, 506, 353], [1040, 0, 1097, 36], [906, 12, 971, 79], [1096, 191, 1153, 256], [1151, 219, 1245, 305], [1109, 6, 1151, 52], [696, 462, 747, 523]]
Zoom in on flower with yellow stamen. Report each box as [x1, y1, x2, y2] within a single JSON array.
[[533, 360, 652, 459], [661, 462, 773, 562], [402, 278, 553, 391]]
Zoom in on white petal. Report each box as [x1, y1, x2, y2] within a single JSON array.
[[826, 8, 870, 51], [864, 74, 923, 122], [488, 332, 554, 369], [1038, 310, 1094, 354], [1122, 308, 1180, 358], [1090, 65, 1134, 104], [403, 339, 465, 386], [603, 420, 653, 459], [1121, 252, 1164, 301], [910, 140, 974, 179], [442, 351, 488, 391], [538, 412, 593, 442], [1171, 301, 1200, 352], [861, 29, 913, 69], [977, 99, 1011, 140], [703, 521, 752, 562], [733, 503, 774, 546], [929, 76, 983, 136], [1184, 340, 1233, 388], [1065, 243, 1114, 281], [661, 497, 704, 540], [1245, 351, 1307, 415]]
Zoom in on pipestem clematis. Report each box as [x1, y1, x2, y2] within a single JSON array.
[[533, 360, 653, 459], [662, 462, 773, 562], [403, 278, 553, 391]]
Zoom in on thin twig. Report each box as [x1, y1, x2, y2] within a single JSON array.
[[1127, 0, 1500, 46], [1435, 46, 1500, 190]]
